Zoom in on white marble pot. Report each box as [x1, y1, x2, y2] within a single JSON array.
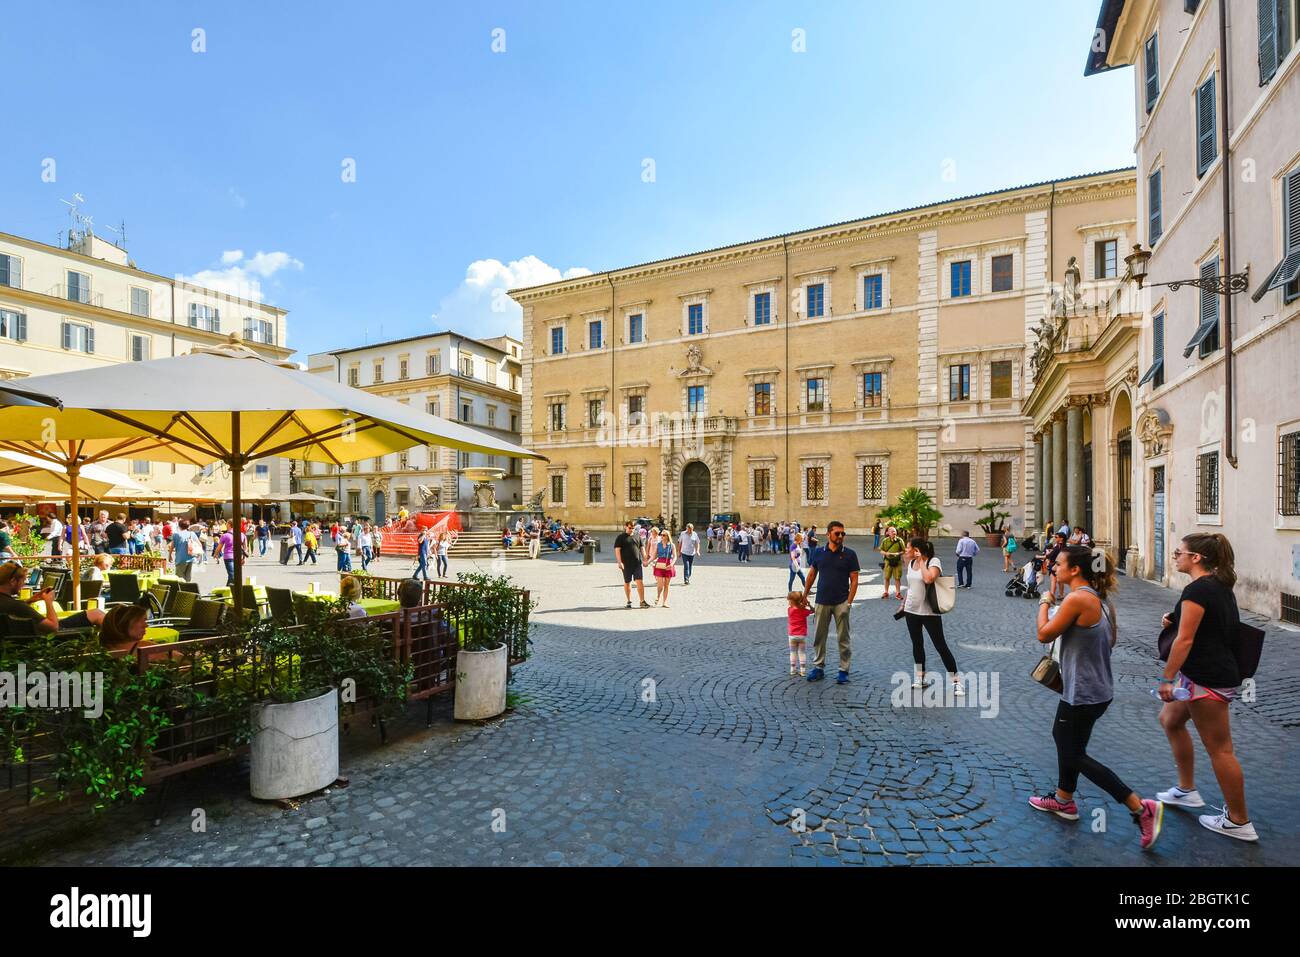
[[454, 644, 508, 720], [250, 687, 339, 801]]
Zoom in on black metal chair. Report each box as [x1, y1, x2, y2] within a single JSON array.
[[106, 571, 141, 605], [176, 598, 226, 639], [266, 586, 296, 625], [151, 589, 198, 629], [178, 581, 200, 595]]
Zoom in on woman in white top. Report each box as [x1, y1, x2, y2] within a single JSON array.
[[436, 531, 451, 578], [899, 536, 963, 694]]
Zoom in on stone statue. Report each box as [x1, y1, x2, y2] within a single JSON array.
[[417, 484, 441, 509], [1063, 256, 1082, 311], [472, 481, 499, 510], [685, 343, 703, 372], [528, 488, 545, 510]]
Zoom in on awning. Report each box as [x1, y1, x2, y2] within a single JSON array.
[[1182, 316, 1219, 357], [1251, 249, 1300, 302], [1136, 357, 1163, 387]]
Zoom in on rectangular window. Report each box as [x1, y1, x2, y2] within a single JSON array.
[[863, 274, 883, 309], [373, 360, 384, 383], [1259, 0, 1293, 85], [805, 283, 825, 318], [948, 462, 971, 500], [460, 355, 474, 377], [550, 326, 565, 355], [428, 398, 440, 417], [550, 403, 565, 431], [628, 313, 644, 343], [687, 385, 705, 414], [990, 255, 1014, 293], [753, 382, 772, 416], [487, 405, 497, 427], [459, 452, 471, 469], [347, 490, 361, 514], [67, 270, 90, 303], [1197, 450, 1220, 514], [863, 372, 883, 408], [0, 308, 27, 342], [1149, 168, 1163, 244], [130, 333, 150, 362], [461, 401, 472, 423], [243, 318, 274, 344], [373, 456, 385, 472], [131, 460, 150, 476], [0, 253, 21, 288], [754, 468, 771, 502], [349, 461, 360, 474], [588, 321, 603, 349], [1280, 430, 1300, 516], [1153, 312, 1165, 388], [628, 472, 643, 502], [627, 394, 645, 422], [347, 366, 359, 386], [1144, 32, 1160, 111], [1196, 75, 1217, 177], [399, 357, 409, 380], [255, 463, 270, 478], [188, 303, 221, 332], [805, 377, 825, 412], [806, 466, 825, 501], [753, 291, 772, 325], [687, 303, 704, 335], [990, 360, 1013, 399], [588, 398, 603, 426], [950, 261, 972, 297], [61, 321, 94, 353], [588, 473, 603, 505], [1095, 239, 1119, 279], [427, 352, 441, 375], [1199, 258, 1221, 357], [397, 451, 408, 470], [949, 364, 971, 401], [511, 412, 519, 432], [395, 489, 409, 510], [990, 461, 1013, 500], [130, 287, 150, 318], [550, 474, 565, 504], [862, 464, 883, 500]]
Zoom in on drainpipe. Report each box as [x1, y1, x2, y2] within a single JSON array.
[[782, 235, 790, 496], [1218, 0, 1238, 468], [608, 275, 617, 524]]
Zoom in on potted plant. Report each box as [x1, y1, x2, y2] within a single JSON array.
[[876, 487, 943, 540], [974, 501, 1011, 546], [439, 571, 534, 721]]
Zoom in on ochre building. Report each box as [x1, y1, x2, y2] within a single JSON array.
[[511, 169, 1136, 533]]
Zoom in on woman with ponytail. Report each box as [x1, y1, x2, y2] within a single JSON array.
[[1154, 533, 1256, 842], [1032, 545, 1164, 850]]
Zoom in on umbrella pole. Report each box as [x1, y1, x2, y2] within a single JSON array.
[[69, 456, 81, 612], [231, 412, 243, 618]]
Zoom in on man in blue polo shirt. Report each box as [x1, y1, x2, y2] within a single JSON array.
[[802, 520, 860, 684]]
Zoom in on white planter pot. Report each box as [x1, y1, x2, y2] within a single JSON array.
[[454, 644, 508, 720], [250, 687, 339, 801]]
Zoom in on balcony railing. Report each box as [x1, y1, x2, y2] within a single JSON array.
[[47, 282, 103, 307]]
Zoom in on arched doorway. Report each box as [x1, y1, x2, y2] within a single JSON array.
[[682, 461, 711, 529], [373, 490, 386, 525]]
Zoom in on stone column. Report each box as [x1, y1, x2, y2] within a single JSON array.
[[1066, 403, 1085, 531], [1032, 434, 1043, 531], [1051, 415, 1066, 532], [1039, 428, 1053, 534]]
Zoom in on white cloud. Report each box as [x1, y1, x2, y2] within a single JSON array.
[[228, 187, 247, 209], [178, 249, 303, 303], [431, 255, 591, 340]]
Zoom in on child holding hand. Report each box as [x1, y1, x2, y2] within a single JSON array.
[[787, 591, 815, 676]]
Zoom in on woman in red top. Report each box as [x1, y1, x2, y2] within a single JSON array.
[[787, 591, 815, 676]]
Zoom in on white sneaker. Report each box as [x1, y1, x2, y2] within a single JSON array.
[[951, 680, 965, 696], [912, 672, 926, 689], [1198, 811, 1259, 842], [1156, 785, 1206, 809]]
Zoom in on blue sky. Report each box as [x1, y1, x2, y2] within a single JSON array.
[[1, 1, 1134, 359]]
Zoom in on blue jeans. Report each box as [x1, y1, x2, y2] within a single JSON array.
[[336, 547, 351, 572], [416, 550, 430, 580], [436, 554, 448, 577], [682, 554, 694, 581], [224, 559, 236, 586], [788, 567, 806, 591], [259, 537, 267, 555], [109, 547, 128, 556], [361, 546, 373, 570], [956, 555, 973, 587]]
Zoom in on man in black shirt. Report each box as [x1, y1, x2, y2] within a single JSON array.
[[802, 521, 860, 684], [613, 521, 649, 609], [105, 514, 129, 555]]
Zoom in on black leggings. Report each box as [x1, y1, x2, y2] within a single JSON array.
[[904, 613, 958, 673], [1052, 699, 1132, 803]]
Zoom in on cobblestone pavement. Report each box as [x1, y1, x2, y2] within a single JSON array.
[[10, 539, 1299, 867]]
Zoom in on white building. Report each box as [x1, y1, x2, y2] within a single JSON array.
[[1086, 0, 1300, 620], [0, 226, 293, 512], [306, 331, 523, 521]]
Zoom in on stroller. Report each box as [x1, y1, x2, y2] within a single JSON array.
[[1005, 560, 1040, 598]]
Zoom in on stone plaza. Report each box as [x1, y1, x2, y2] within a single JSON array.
[[6, 539, 1297, 867]]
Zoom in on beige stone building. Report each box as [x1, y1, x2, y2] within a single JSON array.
[[511, 169, 1137, 534], [1087, 0, 1300, 620], [306, 332, 523, 520], [0, 226, 292, 510]]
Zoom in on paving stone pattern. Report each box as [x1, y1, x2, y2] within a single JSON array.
[[12, 540, 1299, 866]]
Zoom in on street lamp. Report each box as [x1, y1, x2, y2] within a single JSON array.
[[1124, 243, 1248, 295]]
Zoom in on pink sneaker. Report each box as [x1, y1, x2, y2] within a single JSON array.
[[1137, 798, 1164, 851], [1028, 793, 1079, 821]]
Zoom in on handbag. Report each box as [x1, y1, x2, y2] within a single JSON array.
[[1158, 617, 1265, 680], [924, 573, 957, 614], [1031, 641, 1063, 693]]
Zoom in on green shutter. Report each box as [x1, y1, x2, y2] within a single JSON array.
[[1145, 34, 1160, 110], [1196, 77, 1217, 176], [1149, 169, 1163, 243], [1259, 0, 1279, 84]]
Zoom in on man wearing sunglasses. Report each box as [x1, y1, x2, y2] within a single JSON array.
[[802, 521, 860, 684]]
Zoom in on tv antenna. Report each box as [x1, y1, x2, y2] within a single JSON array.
[[59, 193, 94, 246], [104, 219, 128, 251]]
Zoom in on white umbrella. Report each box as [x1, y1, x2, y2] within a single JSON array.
[[0, 333, 546, 612]]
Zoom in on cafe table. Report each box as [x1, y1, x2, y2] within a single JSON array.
[[293, 591, 399, 616], [209, 585, 269, 603]]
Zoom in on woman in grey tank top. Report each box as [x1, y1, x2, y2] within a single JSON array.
[[1029, 545, 1164, 851]]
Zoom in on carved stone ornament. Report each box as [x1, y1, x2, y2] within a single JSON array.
[[686, 344, 703, 371], [1136, 408, 1173, 458]]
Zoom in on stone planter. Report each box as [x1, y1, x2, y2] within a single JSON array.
[[250, 687, 339, 801], [984, 533, 1003, 547], [455, 643, 508, 720]]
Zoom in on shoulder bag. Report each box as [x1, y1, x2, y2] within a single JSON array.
[[1031, 638, 1063, 693], [923, 562, 957, 614]]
